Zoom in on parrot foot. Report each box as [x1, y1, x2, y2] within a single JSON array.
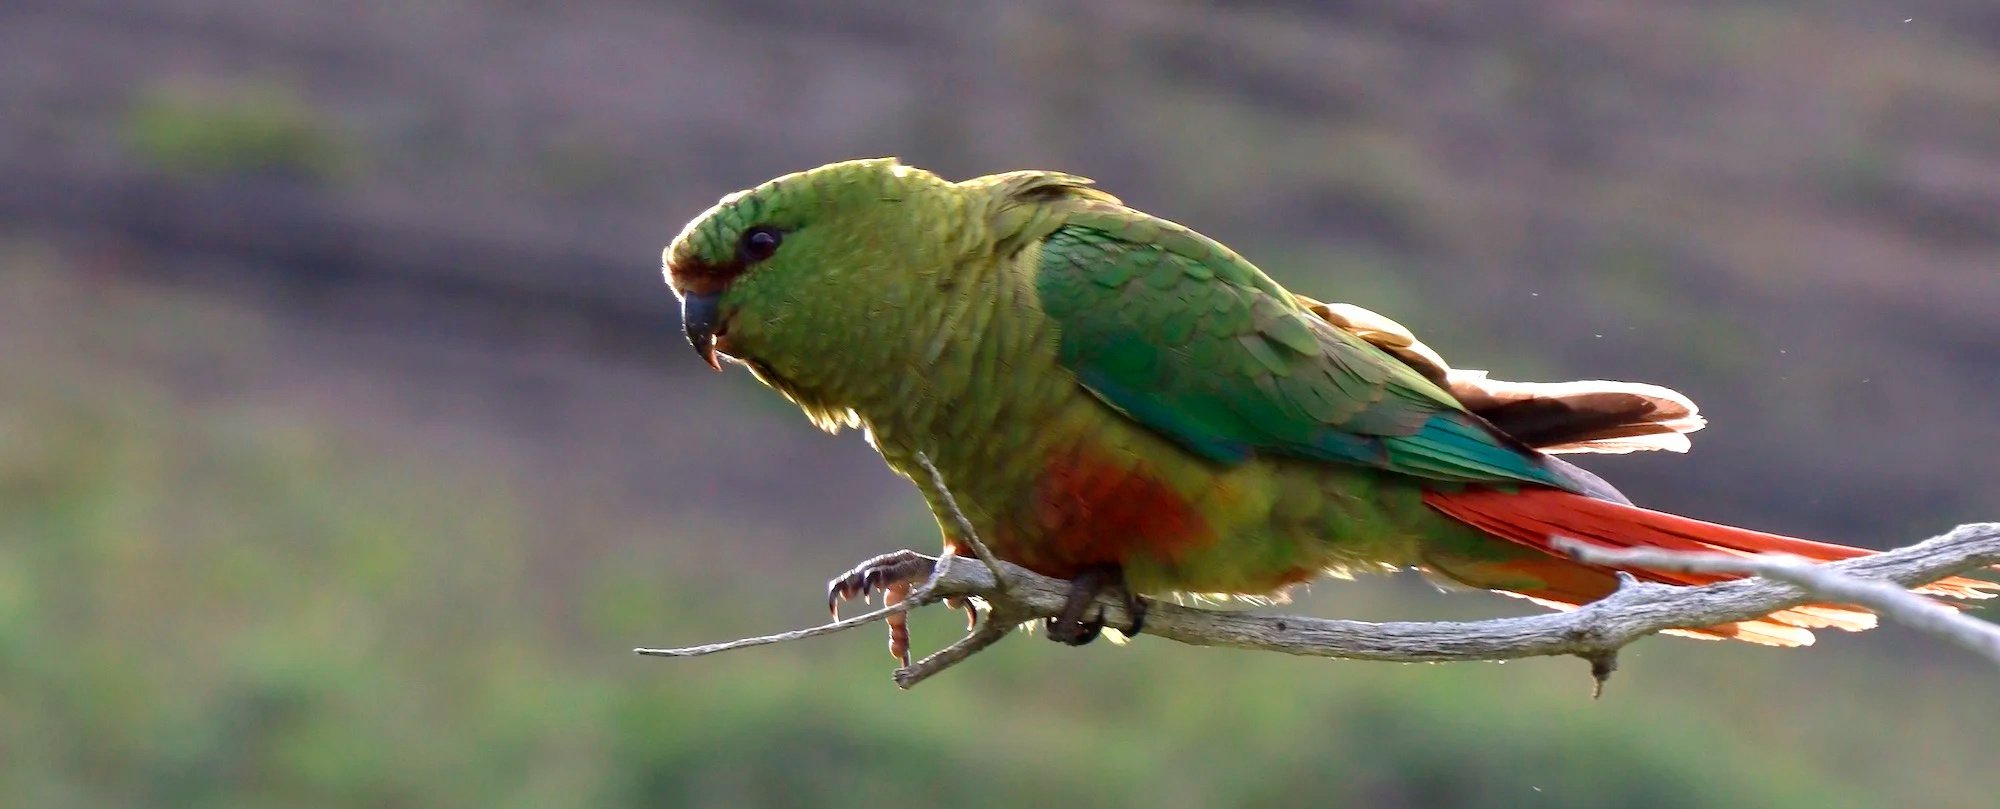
[[826, 549, 946, 667], [826, 550, 936, 618], [1045, 565, 1149, 646]]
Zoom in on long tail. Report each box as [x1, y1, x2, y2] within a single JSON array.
[[1421, 487, 1998, 646]]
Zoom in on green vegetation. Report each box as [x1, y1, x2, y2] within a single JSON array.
[[13, 3, 2000, 803], [125, 80, 348, 181], [4, 258, 1995, 807]]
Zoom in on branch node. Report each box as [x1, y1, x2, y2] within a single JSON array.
[[893, 604, 1029, 689], [1582, 650, 1619, 699]]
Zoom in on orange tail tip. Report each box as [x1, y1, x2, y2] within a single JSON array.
[[1423, 487, 2000, 646]]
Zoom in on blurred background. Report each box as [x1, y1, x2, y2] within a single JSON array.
[[5, 1, 1998, 806]]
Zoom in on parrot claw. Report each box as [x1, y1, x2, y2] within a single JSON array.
[[1045, 565, 1148, 646], [943, 596, 979, 630], [825, 550, 937, 619], [826, 550, 939, 666], [1048, 615, 1103, 646], [1122, 589, 1149, 637]]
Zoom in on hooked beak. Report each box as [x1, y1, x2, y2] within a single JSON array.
[[681, 291, 724, 372]]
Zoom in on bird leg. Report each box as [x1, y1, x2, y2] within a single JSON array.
[[1045, 564, 1148, 646]]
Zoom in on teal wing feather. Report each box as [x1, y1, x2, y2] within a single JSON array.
[[1031, 207, 1574, 489]]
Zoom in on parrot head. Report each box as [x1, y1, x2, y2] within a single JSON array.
[[662, 158, 959, 376]]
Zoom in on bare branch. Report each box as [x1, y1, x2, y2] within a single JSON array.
[[637, 522, 2000, 689], [1560, 538, 2000, 666]]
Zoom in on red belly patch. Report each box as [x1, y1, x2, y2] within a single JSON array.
[[1012, 443, 1213, 578]]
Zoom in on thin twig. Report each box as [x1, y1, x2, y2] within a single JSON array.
[[634, 597, 924, 658], [913, 450, 1009, 593], [894, 603, 1030, 689]]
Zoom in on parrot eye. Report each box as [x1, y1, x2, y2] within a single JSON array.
[[738, 227, 782, 264]]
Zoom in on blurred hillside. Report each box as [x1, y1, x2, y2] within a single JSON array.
[[4, 1, 1999, 807]]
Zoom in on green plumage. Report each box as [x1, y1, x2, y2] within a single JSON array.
[[665, 159, 2000, 648], [661, 159, 1687, 600], [1033, 214, 1570, 489]]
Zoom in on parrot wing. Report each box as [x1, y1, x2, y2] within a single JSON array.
[[1031, 204, 1573, 489], [1297, 297, 1706, 454]]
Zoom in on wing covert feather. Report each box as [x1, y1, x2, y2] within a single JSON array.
[[1030, 209, 1568, 489]]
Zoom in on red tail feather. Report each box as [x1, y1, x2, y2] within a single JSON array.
[[1423, 488, 1998, 646]]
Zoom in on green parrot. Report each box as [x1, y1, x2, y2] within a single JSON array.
[[662, 158, 1993, 650]]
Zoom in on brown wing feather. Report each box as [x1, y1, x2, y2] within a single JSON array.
[[1296, 297, 1705, 454]]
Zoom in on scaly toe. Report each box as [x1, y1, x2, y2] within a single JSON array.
[[826, 550, 936, 618]]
